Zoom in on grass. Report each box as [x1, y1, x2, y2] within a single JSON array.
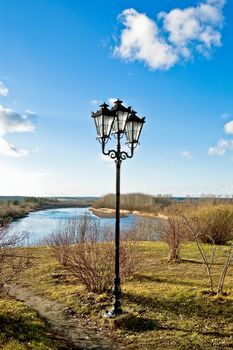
[[8, 241, 233, 350], [0, 296, 72, 349]]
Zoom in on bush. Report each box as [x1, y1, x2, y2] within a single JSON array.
[[188, 203, 233, 244], [48, 215, 137, 293], [160, 207, 187, 262], [0, 219, 31, 289]]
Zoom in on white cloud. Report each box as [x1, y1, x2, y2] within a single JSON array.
[[181, 150, 192, 158], [224, 120, 233, 134], [25, 108, 36, 115], [208, 139, 233, 156], [0, 105, 36, 157], [0, 105, 35, 136], [0, 138, 28, 157], [160, 0, 223, 55], [114, 0, 225, 70], [115, 9, 178, 70], [0, 81, 9, 97], [108, 97, 118, 106]]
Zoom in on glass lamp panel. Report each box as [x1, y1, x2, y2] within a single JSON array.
[[94, 115, 103, 138], [132, 122, 143, 142], [125, 121, 133, 142], [103, 115, 115, 137], [125, 120, 144, 143], [112, 110, 129, 133]]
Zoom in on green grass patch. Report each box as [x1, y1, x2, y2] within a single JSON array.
[[0, 296, 72, 349], [12, 242, 233, 349]]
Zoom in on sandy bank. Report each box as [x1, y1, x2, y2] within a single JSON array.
[[90, 208, 130, 218], [91, 208, 168, 219]]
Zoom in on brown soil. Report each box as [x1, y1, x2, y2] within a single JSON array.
[[5, 283, 123, 350]]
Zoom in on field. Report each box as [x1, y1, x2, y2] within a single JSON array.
[[1, 242, 233, 349]]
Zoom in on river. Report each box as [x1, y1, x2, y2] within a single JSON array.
[[8, 207, 137, 245]]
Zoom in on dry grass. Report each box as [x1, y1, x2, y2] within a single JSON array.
[[10, 241, 233, 350], [0, 296, 72, 349]]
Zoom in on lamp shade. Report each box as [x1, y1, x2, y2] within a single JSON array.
[[91, 103, 115, 139], [111, 99, 131, 134], [125, 110, 145, 144]]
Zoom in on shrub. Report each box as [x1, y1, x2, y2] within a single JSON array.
[[48, 215, 137, 293], [0, 219, 31, 289], [188, 203, 233, 244], [160, 207, 187, 262], [177, 206, 233, 295]]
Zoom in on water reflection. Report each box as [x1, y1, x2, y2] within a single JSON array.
[[8, 207, 137, 245]]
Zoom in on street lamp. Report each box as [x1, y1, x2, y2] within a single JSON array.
[[91, 99, 145, 316]]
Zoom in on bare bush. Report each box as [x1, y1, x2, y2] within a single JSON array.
[[177, 207, 233, 295], [47, 215, 137, 293], [160, 207, 187, 262], [0, 219, 31, 289]]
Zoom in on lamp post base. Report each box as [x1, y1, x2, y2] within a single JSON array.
[[103, 308, 123, 318], [103, 277, 123, 318]]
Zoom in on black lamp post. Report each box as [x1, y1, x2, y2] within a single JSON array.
[[91, 99, 145, 316]]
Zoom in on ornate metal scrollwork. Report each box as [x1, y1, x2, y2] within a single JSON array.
[[103, 147, 133, 161], [119, 151, 129, 160], [108, 150, 117, 159], [100, 132, 137, 161]]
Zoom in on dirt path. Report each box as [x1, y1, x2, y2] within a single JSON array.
[[5, 284, 123, 350]]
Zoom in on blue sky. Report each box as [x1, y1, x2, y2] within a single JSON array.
[[0, 0, 233, 197]]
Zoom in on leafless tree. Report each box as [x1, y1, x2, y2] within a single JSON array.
[[0, 219, 31, 290], [47, 214, 138, 293], [217, 243, 233, 294]]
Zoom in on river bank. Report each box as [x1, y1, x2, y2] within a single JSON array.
[[0, 197, 96, 223], [90, 207, 130, 218], [91, 207, 168, 219]]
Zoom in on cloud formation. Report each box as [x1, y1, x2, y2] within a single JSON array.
[[224, 120, 233, 134], [108, 97, 118, 106], [114, 0, 225, 70], [181, 150, 192, 158], [25, 108, 36, 116], [0, 138, 28, 157], [208, 139, 233, 156], [0, 81, 9, 97], [0, 105, 36, 157]]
